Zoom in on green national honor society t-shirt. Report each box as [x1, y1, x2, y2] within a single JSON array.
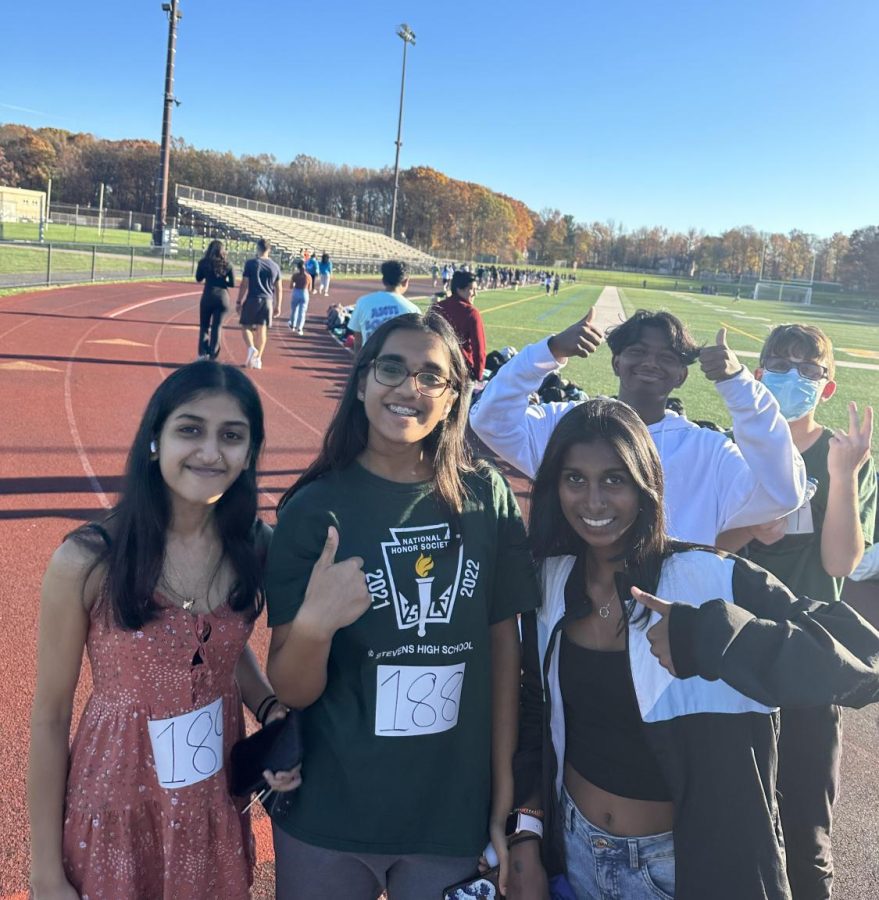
[[265, 463, 540, 857]]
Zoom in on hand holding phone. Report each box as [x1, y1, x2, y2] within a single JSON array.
[[442, 865, 500, 899]]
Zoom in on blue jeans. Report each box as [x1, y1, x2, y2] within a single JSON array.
[[289, 289, 309, 329], [561, 786, 675, 900]]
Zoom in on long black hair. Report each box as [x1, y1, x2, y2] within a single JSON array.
[[278, 311, 477, 514], [200, 239, 229, 279], [529, 397, 672, 621], [71, 361, 266, 629]]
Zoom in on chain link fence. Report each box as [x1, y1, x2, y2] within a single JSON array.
[[0, 242, 194, 288], [0, 240, 428, 290]]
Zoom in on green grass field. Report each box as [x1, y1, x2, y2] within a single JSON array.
[[0, 220, 154, 246], [0, 244, 194, 279], [416, 281, 879, 442], [510, 264, 878, 309]]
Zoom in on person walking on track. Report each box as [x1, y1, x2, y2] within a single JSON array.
[[318, 252, 333, 296], [195, 240, 234, 360], [288, 259, 312, 336], [236, 238, 282, 370]]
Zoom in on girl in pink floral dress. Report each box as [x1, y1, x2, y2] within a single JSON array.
[[28, 362, 301, 900]]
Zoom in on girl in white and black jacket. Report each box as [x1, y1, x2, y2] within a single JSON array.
[[506, 398, 879, 900]]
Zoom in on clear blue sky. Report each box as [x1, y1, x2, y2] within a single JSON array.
[[4, 0, 877, 236]]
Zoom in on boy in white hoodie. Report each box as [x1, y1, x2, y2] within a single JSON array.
[[469, 307, 806, 544]]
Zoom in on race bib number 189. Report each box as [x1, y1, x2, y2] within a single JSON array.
[[147, 697, 224, 788], [375, 663, 465, 737]]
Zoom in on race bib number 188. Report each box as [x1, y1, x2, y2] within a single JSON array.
[[147, 697, 224, 788], [375, 663, 465, 737]]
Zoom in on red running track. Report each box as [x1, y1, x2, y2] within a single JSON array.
[[2, 279, 878, 898]]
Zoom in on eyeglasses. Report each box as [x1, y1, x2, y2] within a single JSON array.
[[762, 357, 828, 382], [370, 358, 454, 398]]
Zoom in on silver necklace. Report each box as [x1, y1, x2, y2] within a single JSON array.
[[591, 587, 618, 619], [160, 544, 221, 612]]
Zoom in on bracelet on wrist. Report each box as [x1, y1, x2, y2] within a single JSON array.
[[255, 694, 278, 725], [509, 833, 541, 848], [260, 698, 281, 725], [512, 806, 544, 819]]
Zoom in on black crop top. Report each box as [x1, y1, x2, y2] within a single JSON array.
[[559, 635, 671, 802]]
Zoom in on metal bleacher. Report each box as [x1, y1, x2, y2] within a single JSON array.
[[176, 185, 435, 269]]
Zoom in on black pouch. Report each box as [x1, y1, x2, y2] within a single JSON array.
[[230, 711, 303, 798], [442, 865, 500, 899]]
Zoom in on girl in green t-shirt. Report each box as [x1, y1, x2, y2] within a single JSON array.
[[265, 312, 540, 899]]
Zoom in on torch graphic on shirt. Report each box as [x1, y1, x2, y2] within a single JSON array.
[[414, 553, 435, 637]]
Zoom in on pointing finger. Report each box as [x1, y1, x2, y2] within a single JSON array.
[[631, 586, 673, 616]]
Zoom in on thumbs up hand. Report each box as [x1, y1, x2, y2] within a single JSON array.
[[699, 326, 743, 382], [300, 526, 370, 639], [631, 586, 678, 676], [548, 306, 604, 363]]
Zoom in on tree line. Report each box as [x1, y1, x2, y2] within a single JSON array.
[[1, 123, 877, 292]]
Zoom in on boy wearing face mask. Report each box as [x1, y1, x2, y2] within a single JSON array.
[[723, 323, 875, 900]]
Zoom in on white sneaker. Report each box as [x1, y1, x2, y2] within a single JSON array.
[[245, 346, 257, 368], [252, 356, 262, 369], [298, 328, 304, 336]]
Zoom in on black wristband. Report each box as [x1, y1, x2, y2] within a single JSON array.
[[509, 833, 541, 848], [255, 694, 278, 725], [260, 698, 280, 725]]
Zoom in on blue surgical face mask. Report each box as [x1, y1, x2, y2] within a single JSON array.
[[760, 369, 822, 421]]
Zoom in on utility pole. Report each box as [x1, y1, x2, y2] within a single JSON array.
[[153, 0, 182, 248], [759, 232, 767, 281], [389, 23, 415, 241], [97, 182, 105, 236]]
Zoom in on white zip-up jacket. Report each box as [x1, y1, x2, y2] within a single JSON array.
[[515, 547, 879, 899], [469, 338, 806, 543]]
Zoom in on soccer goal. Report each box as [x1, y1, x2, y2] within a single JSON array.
[[752, 281, 812, 305]]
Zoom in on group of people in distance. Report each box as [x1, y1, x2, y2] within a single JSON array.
[[28, 241, 879, 900], [193, 238, 333, 369]]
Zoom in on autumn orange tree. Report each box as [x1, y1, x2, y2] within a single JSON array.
[[1, 122, 877, 290]]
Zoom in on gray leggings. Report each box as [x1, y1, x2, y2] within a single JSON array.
[[272, 822, 480, 900]]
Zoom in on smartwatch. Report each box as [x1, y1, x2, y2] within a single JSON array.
[[505, 810, 544, 840]]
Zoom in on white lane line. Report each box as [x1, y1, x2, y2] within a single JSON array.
[[108, 289, 200, 319], [0, 293, 99, 343], [64, 323, 113, 509], [63, 288, 198, 509], [219, 324, 326, 439]]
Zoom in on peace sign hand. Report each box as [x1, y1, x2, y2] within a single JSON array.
[[631, 586, 677, 676], [548, 307, 604, 362], [699, 327, 742, 382], [828, 402, 873, 481]]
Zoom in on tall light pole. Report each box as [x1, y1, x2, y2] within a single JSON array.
[[153, 0, 183, 248], [389, 23, 415, 241]]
